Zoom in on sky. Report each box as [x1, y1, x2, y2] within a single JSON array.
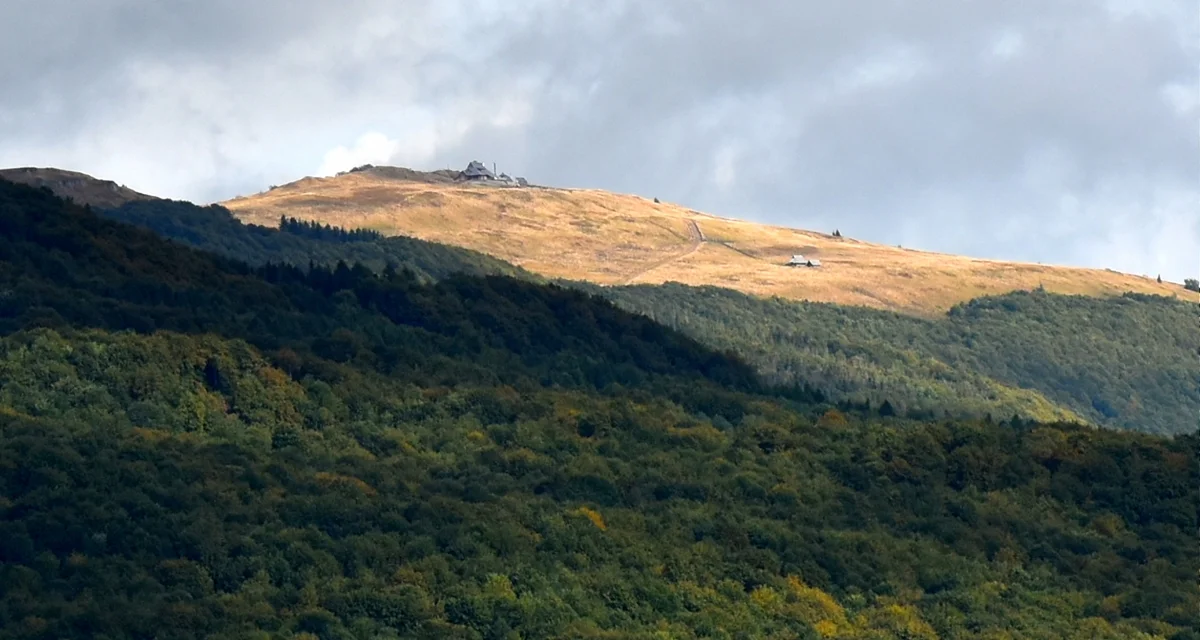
[[2, 0, 1197, 281]]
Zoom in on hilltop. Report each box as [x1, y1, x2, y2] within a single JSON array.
[[222, 165, 1183, 315], [0, 167, 154, 209]]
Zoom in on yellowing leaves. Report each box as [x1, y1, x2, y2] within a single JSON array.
[[817, 409, 849, 428], [787, 576, 848, 629], [777, 577, 943, 640], [814, 620, 840, 637], [483, 574, 517, 601], [665, 423, 727, 449], [570, 506, 607, 531], [258, 365, 292, 387], [749, 585, 784, 612], [857, 603, 939, 640], [313, 472, 377, 496]]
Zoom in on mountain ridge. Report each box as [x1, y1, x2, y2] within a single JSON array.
[[220, 165, 1185, 315], [5, 169, 1195, 433], [4, 164, 1185, 316], [0, 167, 154, 209], [88, 185, 1198, 435]]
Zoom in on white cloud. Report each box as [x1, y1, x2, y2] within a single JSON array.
[[712, 143, 740, 191], [1082, 184, 1200, 282], [318, 132, 403, 176], [989, 29, 1025, 60], [1160, 81, 1200, 116], [843, 46, 930, 92]]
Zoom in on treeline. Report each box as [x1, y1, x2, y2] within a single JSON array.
[[279, 215, 383, 243], [103, 199, 534, 282]]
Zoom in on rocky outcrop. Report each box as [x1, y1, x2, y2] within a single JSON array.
[[0, 167, 154, 208]]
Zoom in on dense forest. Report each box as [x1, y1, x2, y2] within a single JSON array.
[[590, 284, 1200, 435], [0, 179, 1195, 639], [97, 195, 1198, 434], [2, 330, 1196, 639], [4, 184, 764, 397], [105, 200, 534, 283]]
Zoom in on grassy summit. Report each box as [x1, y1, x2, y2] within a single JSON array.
[[221, 166, 1184, 315]]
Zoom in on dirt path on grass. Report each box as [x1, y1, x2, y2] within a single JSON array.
[[622, 220, 704, 285]]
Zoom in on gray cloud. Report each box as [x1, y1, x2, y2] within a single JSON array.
[[1, 0, 1196, 280]]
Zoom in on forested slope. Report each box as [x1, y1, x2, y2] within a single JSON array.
[[105, 199, 534, 282], [592, 284, 1200, 435], [2, 182, 753, 395], [88, 192, 1197, 434], [1, 329, 1197, 639], [1, 179, 1194, 638]]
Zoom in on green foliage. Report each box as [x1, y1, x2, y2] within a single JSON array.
[[1185, 278, 1199, 293], [0, 180, 758, 396], [0, 178, 1196, 638], [93, 192, 1198, 436], [587, 283, 1200, 435], [105, 199, 535, 282], [279, 215, 383, 242], [0, 329, 1195, 638]]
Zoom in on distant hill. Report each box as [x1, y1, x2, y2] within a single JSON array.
[[0, 166, 154, 208], [78, 181, 1198, 434], [221, 165, 1184, 315]]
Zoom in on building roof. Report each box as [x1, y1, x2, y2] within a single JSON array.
[[462, 160, 494, 179]]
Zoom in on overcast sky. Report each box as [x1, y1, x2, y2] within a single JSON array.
[[2, 1, 1197, 281]]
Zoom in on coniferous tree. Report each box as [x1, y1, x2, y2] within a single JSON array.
[[879, 399, 896, 416]]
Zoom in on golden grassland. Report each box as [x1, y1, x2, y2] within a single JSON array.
[[223, 170, 1186, 315]]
